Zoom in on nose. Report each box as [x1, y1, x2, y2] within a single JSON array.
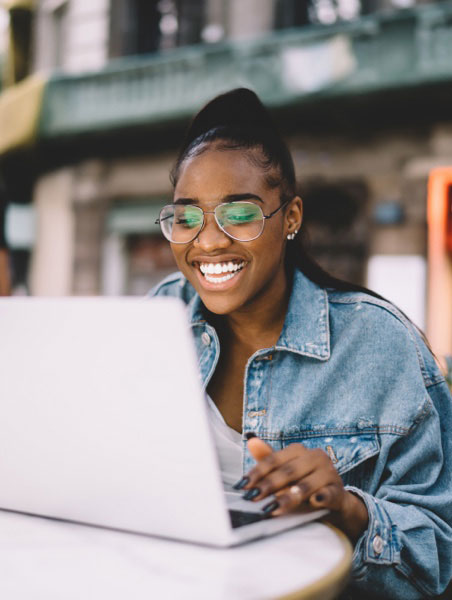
[[195, 213, 231, 251]]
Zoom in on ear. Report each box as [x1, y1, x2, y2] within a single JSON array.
[[285, 196, 303, 236]]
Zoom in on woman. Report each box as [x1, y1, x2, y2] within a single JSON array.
[[152, 88, 452, 598]]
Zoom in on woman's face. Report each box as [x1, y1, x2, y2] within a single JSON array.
[[170, 147, 301, 316]]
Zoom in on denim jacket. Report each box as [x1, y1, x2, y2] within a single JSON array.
[[152, 268, 452, 599]]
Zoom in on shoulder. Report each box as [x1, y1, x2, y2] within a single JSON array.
[[148, 271, 197, 306], [327, 288, 444, 390]]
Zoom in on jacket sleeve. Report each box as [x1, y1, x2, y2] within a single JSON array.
[[345, 380, 452, 599]]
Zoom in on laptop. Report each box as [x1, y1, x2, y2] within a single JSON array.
[[0, 296, 327, 546]]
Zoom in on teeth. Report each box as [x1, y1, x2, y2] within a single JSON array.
[[205, 272, 236, 284], [199, 261, 245, 275]]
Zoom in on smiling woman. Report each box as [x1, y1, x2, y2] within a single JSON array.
[[166, 146, 300, 318], [151, 88, 452, 599]]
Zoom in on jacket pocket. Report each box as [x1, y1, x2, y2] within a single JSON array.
[[281, 431, 380, 477]]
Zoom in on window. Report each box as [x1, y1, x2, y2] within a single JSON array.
[[274, 0, 436, 28], [109, 0, 206, 58]]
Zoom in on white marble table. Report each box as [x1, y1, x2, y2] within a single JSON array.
[[0, 510, 352, 600]]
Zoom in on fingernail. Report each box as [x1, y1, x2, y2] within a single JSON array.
[[262, 500, 279, 514], [243, 488, 260, 500], [232, 476, 249, 490], [314, 493, 325, 503], [245, 432, 257, 440]]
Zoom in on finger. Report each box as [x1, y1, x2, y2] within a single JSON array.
[[272, 470, 336, 511], [269, 486, 311, 515], [309, 483, 343, 511], [245, 458, 316, 501], [247, 436, 273, 461], [244, 443, 311, 488], [233, 436, 277, 491]]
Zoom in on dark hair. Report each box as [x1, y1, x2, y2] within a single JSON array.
[[171, 89, 296, 202], [171, 89, 434, 352]]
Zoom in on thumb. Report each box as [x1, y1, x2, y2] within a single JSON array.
[[246, 433, 273, 461]]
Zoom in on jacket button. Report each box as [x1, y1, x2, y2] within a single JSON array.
[[372, 535, 384, 555], [201, 332, 211, 346]]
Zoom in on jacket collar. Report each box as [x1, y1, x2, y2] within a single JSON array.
[[275, 269, 330, 360], [188, 269, 330, 361]]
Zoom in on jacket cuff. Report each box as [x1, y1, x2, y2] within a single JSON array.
[[345, 486, 401, 574]]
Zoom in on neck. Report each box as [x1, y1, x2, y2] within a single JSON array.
[[217, 268, 291, 351]]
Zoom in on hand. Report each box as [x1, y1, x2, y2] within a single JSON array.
[[235, 436, 368, 543]]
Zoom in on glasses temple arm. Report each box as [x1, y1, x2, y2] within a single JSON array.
[[263, 198, 290, 219], [155, 214, 174, 225]]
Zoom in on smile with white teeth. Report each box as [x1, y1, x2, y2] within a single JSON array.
[[198, 261, 246, 284]]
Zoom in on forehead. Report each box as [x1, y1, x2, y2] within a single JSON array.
[[175, 148, 276, 200]]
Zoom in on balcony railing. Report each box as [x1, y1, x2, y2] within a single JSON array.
[[38, 1, 452, 140], [1, 1, 450, 150]]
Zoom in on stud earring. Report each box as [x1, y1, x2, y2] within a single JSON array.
[[287, 229, 298, 241]]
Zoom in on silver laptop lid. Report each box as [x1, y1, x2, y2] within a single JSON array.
[[0, 297, 232, 544]]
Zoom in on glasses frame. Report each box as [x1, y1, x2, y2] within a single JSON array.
[[155, 199, 290, 244]]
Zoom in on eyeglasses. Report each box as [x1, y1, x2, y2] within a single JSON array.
[[155, 200, 288, 244]]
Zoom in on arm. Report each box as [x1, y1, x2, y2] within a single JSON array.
[[239, 380, 452, 599], [346, 381, 452, 599]]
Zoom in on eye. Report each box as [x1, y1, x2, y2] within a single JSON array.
[[175, 207, 202, 228], [222, 203, 262, 225], [176, 217, 198, 227]]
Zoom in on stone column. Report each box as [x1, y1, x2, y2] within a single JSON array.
[[227, 0, 274, 39], [29, 167, 75, 296], [71, 160, 109, 296]]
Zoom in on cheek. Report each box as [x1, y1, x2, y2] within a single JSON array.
[[170, 246, 188, 272], [254, 230, 285, 267]]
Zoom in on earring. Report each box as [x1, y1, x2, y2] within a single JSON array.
[[287, 229, 298, 241]]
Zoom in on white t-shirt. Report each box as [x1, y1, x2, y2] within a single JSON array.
[[206, 394, 243, 490]]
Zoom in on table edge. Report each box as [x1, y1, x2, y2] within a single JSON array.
[[278, 523, 353, 600]]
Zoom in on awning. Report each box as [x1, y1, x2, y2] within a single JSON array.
[[1, 1, 35, 10], [0, 74, 46, 154]]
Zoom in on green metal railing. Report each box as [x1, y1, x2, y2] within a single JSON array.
[[33, 1, 452, 140]]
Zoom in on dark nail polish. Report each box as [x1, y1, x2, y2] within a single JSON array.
[[232, 476, 250, 490], [243, 488, 260, 500], [245, 432, 257, 440], [262, 500, 280, 514], [315, 493, 325, 503]]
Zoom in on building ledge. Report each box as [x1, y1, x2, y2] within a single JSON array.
[[1, 1, 452, 157]]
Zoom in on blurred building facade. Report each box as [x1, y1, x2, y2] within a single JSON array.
[[0, 0, 451, 357]]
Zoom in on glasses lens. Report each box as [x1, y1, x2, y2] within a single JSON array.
[[216, 202, 264, 241], [159, 205, 203, 243]]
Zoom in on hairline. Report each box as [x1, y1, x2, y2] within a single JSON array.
[[171, 139, 291, 200]]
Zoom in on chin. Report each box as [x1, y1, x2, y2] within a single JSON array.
[[180, 265, 249, 315], [197, 290, 245, 315]]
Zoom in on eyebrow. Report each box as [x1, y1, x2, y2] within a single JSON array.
[[174, 193, 264, 205]]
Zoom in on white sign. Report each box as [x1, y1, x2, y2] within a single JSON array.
[[281, 35, 356, 93], [367, 254, 427, 329]]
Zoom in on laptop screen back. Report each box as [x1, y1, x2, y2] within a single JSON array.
[[0, 297, 231, 544]]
